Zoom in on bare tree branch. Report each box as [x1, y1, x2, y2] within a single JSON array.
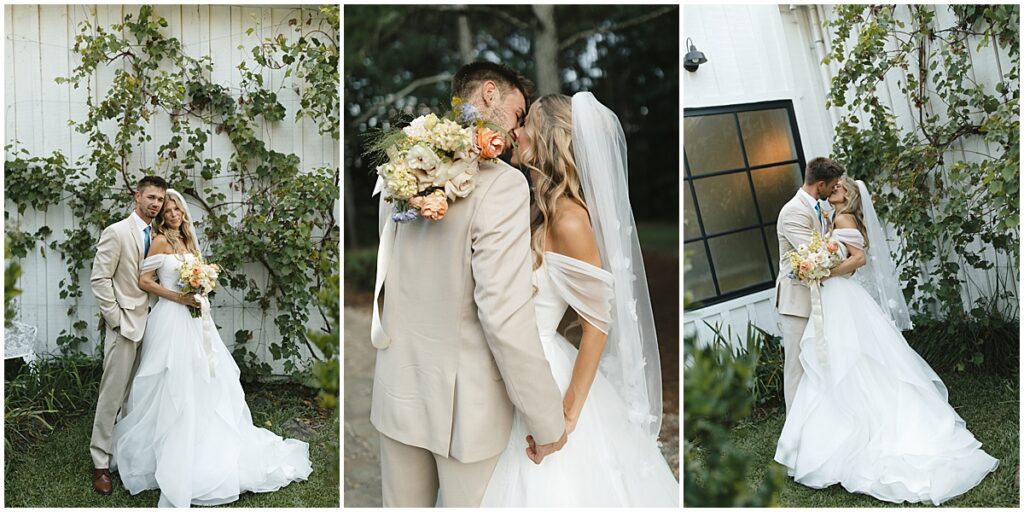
[[559, 5, 676, 52], [426, 4, 534, 31], [353, 71, 453, 126]]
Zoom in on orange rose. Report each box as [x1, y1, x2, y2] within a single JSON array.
[[410, 192, 449, 221], [476, 127, 505, 160]]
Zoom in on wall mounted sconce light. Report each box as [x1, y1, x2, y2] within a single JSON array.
[[684, 37, 708, 72]]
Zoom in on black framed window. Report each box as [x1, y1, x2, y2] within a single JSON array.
[[684, 100, 807, 308]]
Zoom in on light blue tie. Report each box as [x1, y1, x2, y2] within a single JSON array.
[[143, 226, 152, 257], [815, 203, 824, 233]]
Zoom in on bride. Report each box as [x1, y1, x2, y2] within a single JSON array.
[[774, 176, 999, 505], [110, 189, 312, 507], [477, 92, 678, 506]]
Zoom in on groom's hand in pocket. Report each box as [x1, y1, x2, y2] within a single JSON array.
[[525, 429, 568, 465]]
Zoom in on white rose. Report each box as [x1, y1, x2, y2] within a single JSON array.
[[402, 113, 438, 140], [406, 144, 441, 172], [445, 171, 477, 200]]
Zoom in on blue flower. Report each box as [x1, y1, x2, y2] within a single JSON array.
[[457, 103, 479, 124], [392, 209, 420, 223]]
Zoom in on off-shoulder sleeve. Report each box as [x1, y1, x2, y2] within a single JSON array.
[[543, 251, 614, 334], [831, 228, 865, 249], [141, 254, 167, 273]]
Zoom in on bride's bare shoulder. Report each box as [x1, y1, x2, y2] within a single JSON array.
[[549, 200, 601, 266], [834, 213, 858, 229], [149, 235, 173, 255]]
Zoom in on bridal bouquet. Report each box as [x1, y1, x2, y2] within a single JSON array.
[[784, 231, 842, 286], [368, 97, 509, 223], [177, 256, 221, 318]]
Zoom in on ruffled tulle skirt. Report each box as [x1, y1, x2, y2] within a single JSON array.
[[479, 332, 679, 507], [774, 277, 998, 505], [111, 299, 312, 507]]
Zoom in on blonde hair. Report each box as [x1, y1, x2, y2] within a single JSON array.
[[154, 193, 199, 255], [834, 176, 869, 249], [519, 94, 587, 268]]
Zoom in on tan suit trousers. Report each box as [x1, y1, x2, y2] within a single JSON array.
[[779, 314, 809, 412], [379, 433, 502, 507], [89, 327, 141, 468]]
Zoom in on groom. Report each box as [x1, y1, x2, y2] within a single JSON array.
[[88, 176, 168, 494], [370, 62, 567, 507], [774, 157, 844, 411]]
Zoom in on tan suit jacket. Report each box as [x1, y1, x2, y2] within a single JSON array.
[[371, 160, 565, 464], [774, 192, 825, 318], [90, 215, 152, 342]]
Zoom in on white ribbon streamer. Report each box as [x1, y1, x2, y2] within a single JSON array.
[[197, 294, 219, 379], [809, 282, 828, 369], [370, 178, 394, 349]]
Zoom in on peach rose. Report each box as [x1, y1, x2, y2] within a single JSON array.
[[476, 127, 506, 160], [799, 261, 811, 273], [410, 192, 449, 221], [826, 241, 839, 253]]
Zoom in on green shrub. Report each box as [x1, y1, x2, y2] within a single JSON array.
[[343, 247, 377, 293], [706, 322, 785, 409], [5, 235, 22, 327], [683, 325, 785, 507], [4, 354, 102, 453], [905, 308, 1020, 378]]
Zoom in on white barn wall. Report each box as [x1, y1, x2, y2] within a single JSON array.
[[683, 4, 1017, 348], [5, 5, 337, 373]]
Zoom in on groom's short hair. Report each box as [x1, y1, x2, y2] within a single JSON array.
[[137, 175, 168, 192], [804, 157, 845, 184], [452, 62, 535, 107]]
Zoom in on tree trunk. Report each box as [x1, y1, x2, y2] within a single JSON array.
[[457, 9, 474, 64], [532, 5, 560, 95], [343, 169, 358, 248]]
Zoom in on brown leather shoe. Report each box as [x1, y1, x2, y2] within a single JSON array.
[[92, 468, 113, 495]]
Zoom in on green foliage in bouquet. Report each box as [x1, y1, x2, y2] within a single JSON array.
[[683, 324, 786, 507], [824, 5, 1019, 329], [4, 5, 340, 377]]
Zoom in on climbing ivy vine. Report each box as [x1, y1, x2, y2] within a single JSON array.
[[4, 5, 339, 378], [824, 5, 1019, 321]]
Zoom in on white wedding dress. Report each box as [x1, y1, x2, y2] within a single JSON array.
[[775, 228, 999, 505], [479, 251, 679, 507], [111, 253, 312, 508]]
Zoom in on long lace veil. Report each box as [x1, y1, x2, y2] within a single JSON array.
[[571, 92, 663, 438]]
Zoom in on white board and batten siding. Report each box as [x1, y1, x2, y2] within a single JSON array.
[[5, 5, 338, 373], [683, 5, 1017, 348]]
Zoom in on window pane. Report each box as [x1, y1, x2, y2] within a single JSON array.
[[738, 108, 797, 167], [692, 172, 758, 235], [684, 114, 744, 175], [708, 229, 772, 294], [683, 182, 701, 240], [751, 163, 802, 223], [684, 241, 716, 302], [765, 224, 780, 276]]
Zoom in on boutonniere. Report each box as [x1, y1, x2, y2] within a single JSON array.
[[366, 97, 514, 223]]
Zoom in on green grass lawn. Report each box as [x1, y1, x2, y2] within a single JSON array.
[[4, 382, 339, 507], [694, 370, 1019, 507]]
